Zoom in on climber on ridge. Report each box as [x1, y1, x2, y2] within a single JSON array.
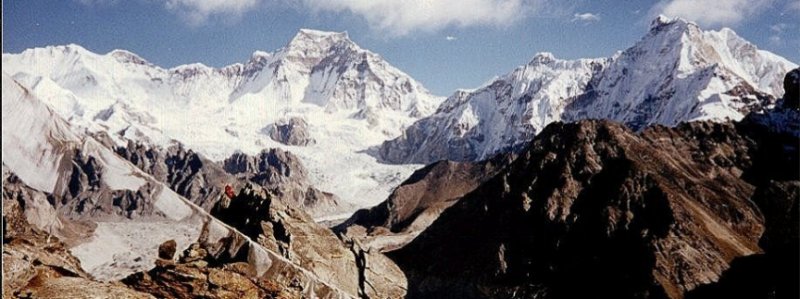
[[224, 185, 235, 199]]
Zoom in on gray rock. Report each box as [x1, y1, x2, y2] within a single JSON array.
[[267, 117, 315, 146], [222, 149, 353, 218]]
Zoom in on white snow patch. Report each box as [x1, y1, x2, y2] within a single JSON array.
[[70, 220, 202, 281], [82, 140, 148, 191], [2, 73, 79, 193], [154, 187, 195, 221]]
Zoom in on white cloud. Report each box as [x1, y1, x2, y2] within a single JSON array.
[[446, 36, 458, 41], [571, 12, 600, 23], [768, 23, 794, 45], [77, 0, 553, 33], [653, 0, 773, 26], [300, 0, 544, 36], [78, 0, 259, 24], [789, 0, 800, 11], [771, 23, 789, 32], [164, 0, 259, 24]]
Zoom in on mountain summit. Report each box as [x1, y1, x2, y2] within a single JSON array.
[[379, 16, 797, 164], [2, 29, 444, 209]]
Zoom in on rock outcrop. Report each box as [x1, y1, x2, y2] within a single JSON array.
[[268, 117, 315, 146], [114, 142, 239, 211], [123, 240, 297, 299], [389, 112, 798, 299], [222, 149, 353, 217], [114, 141, 351, 218]]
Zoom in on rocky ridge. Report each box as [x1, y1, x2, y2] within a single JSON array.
[[387, 106, 798, 298], [222, 149, 354, 218], [211, 184, 407, 298]]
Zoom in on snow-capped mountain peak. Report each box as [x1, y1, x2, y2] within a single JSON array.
[[650, 14, 691, 30], [528, 52, 558, 65], [109, 49, 151, 66], [2, 29, 444, 211], [275, 29, 357, 66], [380, 16, 797, 164], [291, 28, 352, 48]]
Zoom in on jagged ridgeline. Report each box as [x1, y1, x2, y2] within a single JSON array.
[[2, 16, 799, 299], [381, 16, 796, 164]]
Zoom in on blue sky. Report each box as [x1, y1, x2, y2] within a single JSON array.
[[3, 0, 799, 96]]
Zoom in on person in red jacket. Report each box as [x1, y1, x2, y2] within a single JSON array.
[[224, 185, 235, 199]]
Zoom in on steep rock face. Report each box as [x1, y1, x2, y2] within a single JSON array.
[[211, 185, 407, 298], [114, 140, 350, 217], [381, 16, 797, 164], [336, 154, 513, 252], [390, 116, 797, 299], [222, 149, 352, 217], [114, 141, 238, 211], [3, 73, 176, 224], [784, 67, 799, 109], [268, 117, 315, 146], [3, 174, 152, 299]]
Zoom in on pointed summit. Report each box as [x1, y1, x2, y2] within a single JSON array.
[[648, 14, 697, 34], [276, 28, 359, 66], [528, 52, 557, 65], [651, 14, 675, 28], [286, 29, 353, 51], [296, 28, 349, 40]]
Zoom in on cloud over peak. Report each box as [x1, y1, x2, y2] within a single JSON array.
[[165, 0, 259, 24], [653, 0, 773, 26], [78, 0, 546, 34], [302, 0, 544, 36]]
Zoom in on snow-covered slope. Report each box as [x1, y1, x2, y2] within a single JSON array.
[[2, 29, 443, 209], [381, 16, 797, 164], [3, 71, 203, 278], [563, 16, 795, 128], [380, 53, 609, 163]]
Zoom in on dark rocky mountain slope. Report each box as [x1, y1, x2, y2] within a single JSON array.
[[336, 154, 513, 252], [388, 104, 798, 299]]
